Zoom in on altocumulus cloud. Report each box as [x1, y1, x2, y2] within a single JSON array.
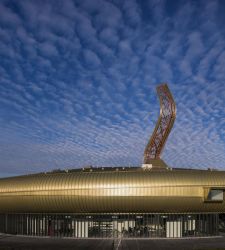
[[0, 0, 225, 177]]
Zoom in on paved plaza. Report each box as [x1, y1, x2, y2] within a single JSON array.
[[1, 235, 225, 250]]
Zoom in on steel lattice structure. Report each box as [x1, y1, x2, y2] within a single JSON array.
[[144, 84, 176, 163]]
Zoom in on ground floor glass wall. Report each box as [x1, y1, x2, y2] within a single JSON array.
[[0, 213, 219, 238]]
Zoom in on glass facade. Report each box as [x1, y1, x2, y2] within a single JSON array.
[[0, 213, 219, 238]]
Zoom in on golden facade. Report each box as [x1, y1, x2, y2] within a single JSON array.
[[0, 168, 225, 213]]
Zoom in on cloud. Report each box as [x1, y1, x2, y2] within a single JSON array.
[[39, 42, 59, 57], [99, 28, 119, 47], [83, 49, 101, 69], [0, 0, 224, 177]]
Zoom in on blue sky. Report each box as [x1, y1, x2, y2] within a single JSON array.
[[0, 0, 225, 177]]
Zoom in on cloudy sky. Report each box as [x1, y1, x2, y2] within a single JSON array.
[[0, 0, 225, 177]]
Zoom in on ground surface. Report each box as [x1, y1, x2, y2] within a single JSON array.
[[1, 235, 225, 250]]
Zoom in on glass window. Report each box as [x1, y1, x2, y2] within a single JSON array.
[[207, 189, 223, 201]]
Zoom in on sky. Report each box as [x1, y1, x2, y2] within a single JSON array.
[[0, 0, 225, 177]]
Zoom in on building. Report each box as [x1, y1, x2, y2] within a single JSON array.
[[0, 84, 224, 238]]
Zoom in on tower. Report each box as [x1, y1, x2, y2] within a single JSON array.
[[143, 84, 176, 169]]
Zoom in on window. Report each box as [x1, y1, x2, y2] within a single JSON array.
[[205, 188, 224, 202]]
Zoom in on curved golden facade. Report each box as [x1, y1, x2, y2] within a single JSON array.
[[0, 168, 225, 213]]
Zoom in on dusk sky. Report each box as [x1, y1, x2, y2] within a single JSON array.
[[0, 0, 225, 177]]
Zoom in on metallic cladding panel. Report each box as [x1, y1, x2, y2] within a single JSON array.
[[0, 169, 225, 213]]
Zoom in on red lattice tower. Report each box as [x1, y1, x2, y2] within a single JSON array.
[[144, 84, 176, 164]]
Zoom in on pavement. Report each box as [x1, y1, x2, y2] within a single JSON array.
[[1, 235, 225, 250]]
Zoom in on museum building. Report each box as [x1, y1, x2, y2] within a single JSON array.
[[0, 84, 224, 238]]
